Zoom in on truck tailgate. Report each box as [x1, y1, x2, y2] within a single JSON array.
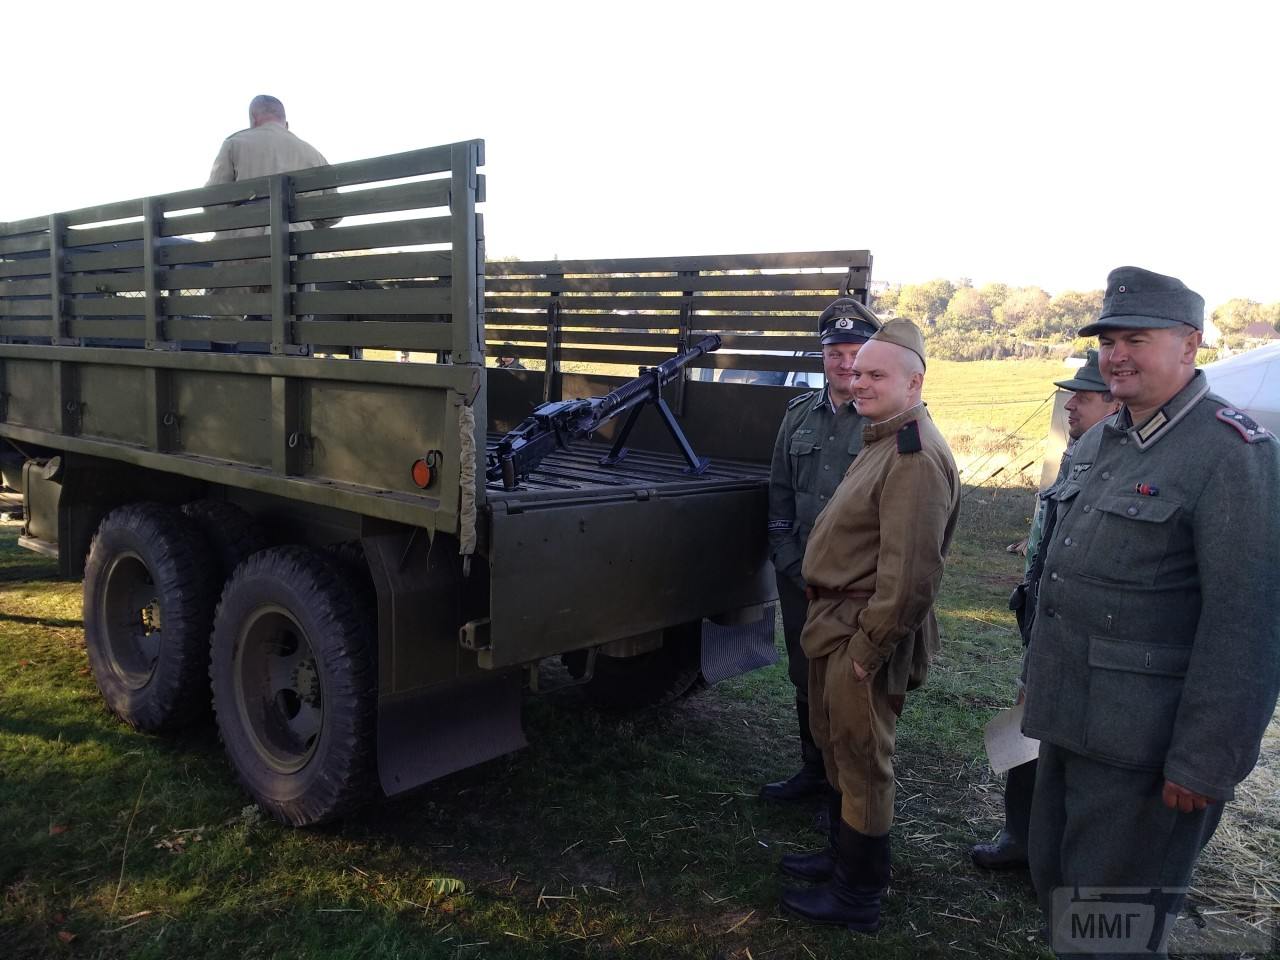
[[478, 439, 773, 668]]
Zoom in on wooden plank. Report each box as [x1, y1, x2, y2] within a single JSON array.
[[484, 272, 856, 294], [159, 234, 269, 266], [0, 341, 482, 394], [486, 250, 872, 276], [289, 142, 472, 192], [0, 278, 51, 297], [0, 233, 51, 257], [165, 318, 273, 341], [0, 300, 53, 317], [162, 202, 271, 237], [49, 215, 68, 341], [487, 328, 678, 349], [65, 247, 146, 273], [292, 250, 452, 284], [449, 141, 482, 364], [712, 333, 819, 352], [294, 216, 453, 256], [294, 287, 453, 316], [65, 221, 144, 248], [66, 298, 146, 318], [268, 176, 291, 353], [162, 293, 271, 316], [0, 319, 50, 337], [690, 315, 820, 332], [0, 259, 50, 280], [142, 198, 162, 345], [66, 261, 272, 294], [293, 178, 453, 223], [67, 318, 145, 339], [291, 320, 453, 350], [486, 294, 835, 312]]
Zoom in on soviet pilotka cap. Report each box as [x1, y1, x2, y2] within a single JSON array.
[[866, 318, 927, 369], [1054, 348, 1108, 392], [818, 297, 881, 345], [1078, 266, 1205, 336]]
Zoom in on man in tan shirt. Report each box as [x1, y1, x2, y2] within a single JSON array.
[[207, 95, 334, 197], [204, 96, 337, 329], [779, 319, 960, 934]]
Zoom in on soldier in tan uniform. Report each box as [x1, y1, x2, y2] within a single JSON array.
[[778, 320, 960, 934]]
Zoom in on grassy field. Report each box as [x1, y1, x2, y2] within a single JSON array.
[[1, 365, 1276, 959]]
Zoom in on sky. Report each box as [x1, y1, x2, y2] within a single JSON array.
[[3, 0, 1277, 310]]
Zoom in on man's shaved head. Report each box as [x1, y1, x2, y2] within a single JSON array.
[[850, 338, 925, 422], [249, 95, 287, 126]]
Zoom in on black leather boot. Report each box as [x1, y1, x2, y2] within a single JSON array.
[[780, 790, 842, 881], [781, 822, 890, 933], [970, 759, 1034, 869], [760, 700, 829, 803]]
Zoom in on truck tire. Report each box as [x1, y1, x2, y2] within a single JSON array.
[[181, 499, 269, 580], [83, 503, 220, 732], [582, 621, 702, 710], [210, 546, 376, 826]]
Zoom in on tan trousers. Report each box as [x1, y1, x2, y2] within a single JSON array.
[[808, 644, 901, 836]]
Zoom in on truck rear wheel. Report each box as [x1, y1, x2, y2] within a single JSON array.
[[83, 503, 219, 731], [181, 499, 270, 580], [581, 621, 702, 710], [210, 546, 376, 826]]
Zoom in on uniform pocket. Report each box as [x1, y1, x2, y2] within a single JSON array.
[[1080, 495, 1180, 586], [789, 437, 820, 492], [1084, 635, 1189, 766]]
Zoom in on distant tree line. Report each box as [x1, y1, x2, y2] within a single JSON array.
[[871, 280, 1280, 362]]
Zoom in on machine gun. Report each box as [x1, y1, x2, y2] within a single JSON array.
[[486, 334, 722, 490]]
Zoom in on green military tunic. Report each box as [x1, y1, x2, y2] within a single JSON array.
[[767, 386, 867, 584], [1022, 371, 1280, 950]]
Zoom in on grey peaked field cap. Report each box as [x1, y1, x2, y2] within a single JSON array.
[[1078, 266, 1205, 336], [1054, 348, 1108, 392]]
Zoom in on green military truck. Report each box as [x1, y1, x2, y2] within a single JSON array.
[[0, 139, 873, 825]]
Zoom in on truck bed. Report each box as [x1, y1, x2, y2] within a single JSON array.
[[484, 434, 769, 506]]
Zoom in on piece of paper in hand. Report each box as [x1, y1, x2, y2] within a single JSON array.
[[984, 702, 1041, 774]]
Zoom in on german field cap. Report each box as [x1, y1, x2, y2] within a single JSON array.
[[1054, 348, 1108, 392], [1078, 266, 1204, 336], [818, 298, 881, 345], [867, 318, 926, 369]]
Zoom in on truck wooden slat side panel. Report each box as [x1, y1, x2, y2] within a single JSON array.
[[0, 139, 874, 825]]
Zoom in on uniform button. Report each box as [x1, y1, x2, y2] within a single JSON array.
[[820, 494, 827, 500], [824, 465, 830, 471], [1050, 572, 1059, 581], [1126, 506, 1138, 516], [1083, 505, 1092, 513], [1120, 438, 1129, 446], [1063, 537, 1073, 546], [1101, 471, 1111, 480], [1045, 607, 1056, 618], [828, 435, 835, 441]]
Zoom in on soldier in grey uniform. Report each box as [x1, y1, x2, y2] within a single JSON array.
[[1022, 267, 1280, 958], [761, 298, 880, 808], [972, 350, 1120, 870]]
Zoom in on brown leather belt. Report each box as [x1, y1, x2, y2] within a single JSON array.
[[804, 586, 874, 602]]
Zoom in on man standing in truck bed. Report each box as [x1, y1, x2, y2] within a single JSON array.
[[207, 95, 335, 202], [762, 298, 880, 812]]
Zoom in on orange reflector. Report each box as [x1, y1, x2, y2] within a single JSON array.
[[411, 458, 432, 488]]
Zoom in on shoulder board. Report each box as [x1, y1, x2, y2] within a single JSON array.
[[1216, 407, 1274, 443], [897, 420, 923, 454], [787, 389, 819, 410]]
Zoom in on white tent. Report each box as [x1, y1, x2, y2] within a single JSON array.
[[1203, 342, 1280, 435]]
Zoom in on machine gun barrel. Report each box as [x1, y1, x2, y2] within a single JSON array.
[[486, 334, 722, 489]]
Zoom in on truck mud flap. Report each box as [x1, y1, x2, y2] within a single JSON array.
[[377, 671, 527, 797], [699, 603, 779, 685]]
